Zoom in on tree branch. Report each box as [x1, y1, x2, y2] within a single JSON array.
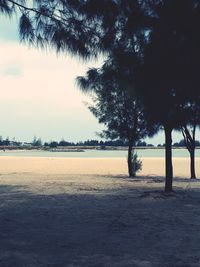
[[7, 0, 102, 39]]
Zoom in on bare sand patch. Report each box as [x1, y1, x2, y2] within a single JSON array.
[[0, 156, 198, 175], [0, 157, 200, 266]]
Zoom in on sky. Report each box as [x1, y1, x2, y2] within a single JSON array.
[[0, 14, 106, 143], [0, 13, 187, 145]]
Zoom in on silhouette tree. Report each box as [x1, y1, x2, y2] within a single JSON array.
[[132, 0, 200, 191], [2, 0, 154, 58], [0, 0, 16, 15], [32, 136, 42, 147], [77, 57, 156, 177], [182, 125, 197, 179], [180, 101, 200, 179]]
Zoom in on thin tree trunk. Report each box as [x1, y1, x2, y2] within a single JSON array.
[[128, 140, 134, 177], [181, 125, 197, 179], [164, 126, 173, 192], [190, 147, 196, 179]]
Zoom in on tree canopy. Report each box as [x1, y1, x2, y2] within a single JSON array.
[[77, 54, 157, 177]]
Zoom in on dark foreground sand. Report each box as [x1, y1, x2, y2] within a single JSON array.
[[0, 157, 200, 267]]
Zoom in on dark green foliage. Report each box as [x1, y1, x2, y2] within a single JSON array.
[[4, 0, 154, 58], [32, 137, 42, 147], [173, 140, 186, 147], [77, 58, 153, 143], [49, 141, 58, 148], [19, 13, 34, 42], [0, 0, 16, 16], [77, 55, 157, 177], [173, 139, 200, 147], [59, 139, 75, 146], [130, 152, 142, 177]]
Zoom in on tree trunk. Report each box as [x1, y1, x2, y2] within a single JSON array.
[[164, 126, 173, 192], [128, 141, 134, 177], [181, 125, 197, 180], [190, 147, 196, 179]]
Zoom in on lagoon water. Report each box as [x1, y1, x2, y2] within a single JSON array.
[[0, 148, 199, 158]]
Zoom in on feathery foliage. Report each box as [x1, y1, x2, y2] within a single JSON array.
[[77, 56, 157, 177]]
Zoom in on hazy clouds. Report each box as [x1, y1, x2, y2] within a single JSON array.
[[0, 38, 104, 142]]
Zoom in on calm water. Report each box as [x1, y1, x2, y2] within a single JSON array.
[[0, 148, 199, 158]]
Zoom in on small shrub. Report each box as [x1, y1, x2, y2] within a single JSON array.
[[131, 153, 142, 176]]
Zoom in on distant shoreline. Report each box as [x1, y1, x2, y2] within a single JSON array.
[[0, 146, 199, 151]]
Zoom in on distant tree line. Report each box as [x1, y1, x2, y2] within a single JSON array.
[[0, 137, 20, 146], [0, 137, 11, 146], [173, 139, 200, 148], [3, 136, 200, 148], [44, 139, 154, 148], [0, 136, 155, 148], [10, 135, 194, 149]]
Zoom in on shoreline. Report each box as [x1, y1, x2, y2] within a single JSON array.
[[0, 146, 200, 152]]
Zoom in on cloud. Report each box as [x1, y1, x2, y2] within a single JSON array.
[[0, 40, 104, 141], [0, 42, 91, 106], [0, 13, 102, 141], [2, 66, 22, 77]]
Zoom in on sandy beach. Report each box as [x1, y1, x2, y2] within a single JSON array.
[[0, 156, 200, 266]]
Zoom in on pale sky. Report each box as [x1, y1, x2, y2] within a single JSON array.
[[0, 14, 186, 145], [0, 14, 106, 143]]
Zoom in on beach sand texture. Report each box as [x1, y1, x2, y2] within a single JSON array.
[[0, 156, 200, 266]]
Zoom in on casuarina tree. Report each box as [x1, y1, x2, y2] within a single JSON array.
[[77, 56, 156, 177], [179, 100, 200, 179], [133, 0, 200, 191]]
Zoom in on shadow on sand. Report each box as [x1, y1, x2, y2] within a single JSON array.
[[0, 177, 200, 267]]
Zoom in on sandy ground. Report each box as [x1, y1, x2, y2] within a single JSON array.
[[0, 157, 200, 266]]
